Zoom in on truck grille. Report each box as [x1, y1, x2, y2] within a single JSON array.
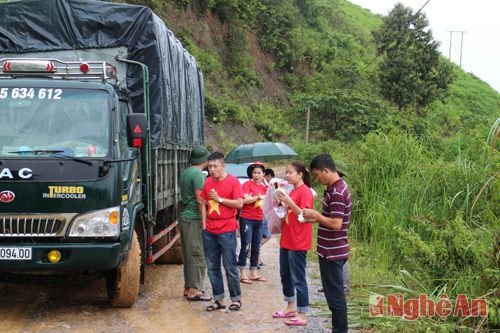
[[0, 216, 66, 236]]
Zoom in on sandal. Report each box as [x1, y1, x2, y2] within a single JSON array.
[[184, 290, 205, 297], [186, 293, 212, 302], [240, 278, 253, 284], [272, 310, 296, 318], [228, 300, 242, 311], [206, 300, 226, 312], [250, 276, 267, 282], [285, 317, 308, 326]]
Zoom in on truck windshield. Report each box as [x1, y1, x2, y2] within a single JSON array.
[[0, 87, 109, 158]]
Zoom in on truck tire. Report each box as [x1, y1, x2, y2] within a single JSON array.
[[153, 232, 183, 265], [107, 231, 141, 307]]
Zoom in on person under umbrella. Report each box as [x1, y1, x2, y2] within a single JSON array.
[[257, 168, 276, 267], [237, 162, 268, 284]]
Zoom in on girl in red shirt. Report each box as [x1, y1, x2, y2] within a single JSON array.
[[238, 162, 268, 283], [272, 161, 314, 326]]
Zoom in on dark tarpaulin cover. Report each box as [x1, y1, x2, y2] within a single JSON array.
[[0, 0, 204, 147]]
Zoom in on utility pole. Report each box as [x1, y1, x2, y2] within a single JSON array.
[[305, 106, 310, 144], [448, 30, 466, 67], [448, 30, 453, 60], [459, 31, 465, 68]]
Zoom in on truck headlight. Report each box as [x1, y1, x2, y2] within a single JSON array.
[[68, 207, 120, 237]]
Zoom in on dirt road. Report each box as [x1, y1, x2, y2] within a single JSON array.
[[0, 237, 329, 333]]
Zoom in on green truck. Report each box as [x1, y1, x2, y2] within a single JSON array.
[[0, 0, 204, 307]]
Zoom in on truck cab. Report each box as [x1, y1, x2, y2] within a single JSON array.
[[0, 0, 204, 308], [0, 58, 144, 306]]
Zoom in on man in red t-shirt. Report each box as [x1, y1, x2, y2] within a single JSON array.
[[201, 152, 244, 312]]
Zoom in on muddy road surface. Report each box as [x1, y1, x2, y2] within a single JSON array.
[[0, 237, 329, 333]]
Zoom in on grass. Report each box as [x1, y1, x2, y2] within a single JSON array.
[[155, 1, 500, 329], [308, 237, 494, 332]]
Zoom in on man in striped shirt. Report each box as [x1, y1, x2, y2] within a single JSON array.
[[302, 154, 352, 333]]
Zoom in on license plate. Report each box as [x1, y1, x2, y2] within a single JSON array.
[[0, 247, 32, 260]]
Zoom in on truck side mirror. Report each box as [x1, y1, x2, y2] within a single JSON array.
[[126, 113, 147, 148]]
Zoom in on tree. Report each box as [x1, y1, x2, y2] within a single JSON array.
[[295, 90, 387, 141], [373, 3, 454, 113]]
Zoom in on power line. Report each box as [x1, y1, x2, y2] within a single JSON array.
[[414, 0, 431, 16]]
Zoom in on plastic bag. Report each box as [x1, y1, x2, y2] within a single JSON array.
[[263, 179, 293, 234]]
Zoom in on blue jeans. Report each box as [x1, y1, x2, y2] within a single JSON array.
[[202, 230, 241, 302], [237, 218, 263, 269], [279, 248, 309, 313], [261, 219, 271, 239], [343, 260, 350, 293], [319, 256, 347, 333]]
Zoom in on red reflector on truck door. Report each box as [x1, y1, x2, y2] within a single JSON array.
[[133, 138, 143, 147], [133, 124, 142, 134], [3, 61, 11, 72], [80, 63, 89, 73]]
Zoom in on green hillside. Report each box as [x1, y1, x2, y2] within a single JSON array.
[[124, 0, 499, 331]]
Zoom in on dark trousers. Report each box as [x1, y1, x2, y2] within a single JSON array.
[[202, 230, 241, 301], [280, 248, 309, 312], [237, 217, 263, 269], [319, 256, 348, 333]]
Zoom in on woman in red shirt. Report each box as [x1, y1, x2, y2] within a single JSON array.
[[271, 161, 314, 327], [238, 162, 268, 283]]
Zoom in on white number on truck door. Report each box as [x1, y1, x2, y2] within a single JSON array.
[[0, 87, 62, 99], [37, 88, 62, 99], [11, 87, 36, 99]]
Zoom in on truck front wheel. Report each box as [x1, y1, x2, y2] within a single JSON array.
[[106, 231, 141, 307]]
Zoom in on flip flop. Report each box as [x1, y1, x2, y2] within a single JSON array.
[[272, 310, 296, 318], [186, 293, 212, 302], [184, 290, 205, 297], [285, 317, 308, 326], [250, 276, 267, 282], [240, 278, 253, 284], [206, 300, 226, 312]]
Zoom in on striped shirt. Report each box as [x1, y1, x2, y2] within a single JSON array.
[[317, 178, 352, 261]]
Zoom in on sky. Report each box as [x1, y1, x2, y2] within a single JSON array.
[[348, 0, 500, 93]]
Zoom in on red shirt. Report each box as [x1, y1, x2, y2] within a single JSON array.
[[280, 184, 314, 251], [240, 180, 267, 220], [201, 174, 244, 234]]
